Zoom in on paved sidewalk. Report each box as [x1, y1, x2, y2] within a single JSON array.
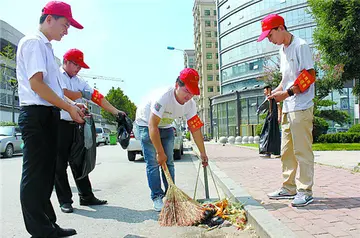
[[201, 143, 360, 237]]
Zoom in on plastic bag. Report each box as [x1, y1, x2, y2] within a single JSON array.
[[258, 99, 281, 155], [69, 115, 97, 180], [117, 115, 133, 149]]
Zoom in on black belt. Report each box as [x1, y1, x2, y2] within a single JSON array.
[[21, 105, 61, 111]]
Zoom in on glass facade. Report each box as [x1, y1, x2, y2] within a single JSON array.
[[212, 0, 316, 138]]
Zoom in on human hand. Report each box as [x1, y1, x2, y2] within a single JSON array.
[[267, 91, 288, 102], [75, 102, 87, 110], [116, 111, 126, 123], [68, 105, 85, 123], [292, 85, 301, 94], [200, 152, 208, 167], [157, 151, 167, 166]]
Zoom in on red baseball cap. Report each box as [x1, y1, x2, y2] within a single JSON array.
[[42, 1, 83, 29], [179, 68, 200, 95], [257, 14, 285, 42], [63, 49, 90, 69]]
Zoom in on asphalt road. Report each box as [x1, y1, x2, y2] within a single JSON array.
[[0, 144, 255, 238]]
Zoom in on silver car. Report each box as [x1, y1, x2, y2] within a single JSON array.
[[95, 127, 111, 146], [0, 126, 23, 158]]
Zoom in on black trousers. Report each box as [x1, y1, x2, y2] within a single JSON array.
[[18, 106, 60, 237], [54, 120, 94, 206]]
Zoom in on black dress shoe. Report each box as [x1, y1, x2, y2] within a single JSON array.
[[60, 203, 74, 213], [80, 197, 107, 206], [56, 227, 77, 237]]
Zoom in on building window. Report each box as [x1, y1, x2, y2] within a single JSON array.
[[214, 31, 217, 37], [217, 86, 220, 92], [207, 75, 213, 81], [216, 53, 218, 59], [206, 53, 212, 59], [214, 21, 217, 27], [207, 64, 213, 70], [216, 64, 219, 70], [205, 31, 211, 37], [204, 10, 210, 16], [205, 20, 211, 27], [208, 86, 214, 92], [206, 42, 212, 48], [216, 75, 219, 81], [215, 42, 218, 48], [214, 10, 216, 16]]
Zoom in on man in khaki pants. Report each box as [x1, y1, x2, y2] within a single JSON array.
[[257, 14, 315, 207]]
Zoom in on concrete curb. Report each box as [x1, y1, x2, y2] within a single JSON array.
[[189, 142, 296, 238]]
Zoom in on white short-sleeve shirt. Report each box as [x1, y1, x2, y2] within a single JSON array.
[[135, 86, 197, 128], [59, 67, 94, 121], [280, 36, 315, 113], [16, 31, 64, 106]]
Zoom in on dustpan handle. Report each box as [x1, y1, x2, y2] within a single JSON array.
[[204, 166, 210, 199], [193, 161, 221, 200]]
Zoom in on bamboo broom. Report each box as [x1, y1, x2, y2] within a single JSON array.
[[159, 164, 205, 226]]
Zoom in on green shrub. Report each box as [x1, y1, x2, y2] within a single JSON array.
[[185, 131, 191, 140], [256, 123, 263, 136], [313, 117, 329, 142], [317, 132, 360, 143], [0, 121, 17, 126], [348, 124, 360, 133]]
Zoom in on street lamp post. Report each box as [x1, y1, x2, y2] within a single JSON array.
[[167, 46, 189, 68]]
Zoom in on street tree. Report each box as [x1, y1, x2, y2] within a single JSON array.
[[0, 43, 18, 122], [307, 0, 360, 96], [101, 87, 137, 123]]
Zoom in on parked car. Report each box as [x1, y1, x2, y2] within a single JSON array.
[[0, 126, 23, 158], [126, 123, 184, 161], [95, 127, 111, 146]]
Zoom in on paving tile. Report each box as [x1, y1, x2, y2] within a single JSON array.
[[320, 226, 350, 237], [294, 230, 315, 238], [204, 144, 360, 236]]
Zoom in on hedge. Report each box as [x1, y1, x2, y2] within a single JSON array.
[[348, 124, 360, 133], [317, 132, 360, 143]]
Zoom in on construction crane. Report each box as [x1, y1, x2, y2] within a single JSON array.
[[78, 73, 124, 89], [78, 73, 124, 82]]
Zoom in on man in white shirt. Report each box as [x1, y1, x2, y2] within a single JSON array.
[[55, 48, 125, 213], [135, 68, 209, 211], [16, 1, 84, 237], [257, 14, 316, 207]]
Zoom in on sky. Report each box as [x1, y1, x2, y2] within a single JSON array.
[[1, 0, 195, 106]]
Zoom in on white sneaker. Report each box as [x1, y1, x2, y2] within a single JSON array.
[[153, 197, 164, 212]]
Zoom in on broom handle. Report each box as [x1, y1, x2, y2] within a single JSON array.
[[162, 163, 175, 186]]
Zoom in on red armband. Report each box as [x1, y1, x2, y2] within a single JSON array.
[[293, 69, 315, 92], [91, 89, 104, 106], [187, 115, 204, 132]]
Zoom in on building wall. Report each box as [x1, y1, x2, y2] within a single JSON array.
[[193, 0, 220, 136], [184, 50, 196, 69]]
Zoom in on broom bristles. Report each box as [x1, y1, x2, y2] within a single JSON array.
[[159, 165, 204, 226]]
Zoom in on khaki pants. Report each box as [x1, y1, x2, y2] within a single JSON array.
[[281, 107, 314, 196]]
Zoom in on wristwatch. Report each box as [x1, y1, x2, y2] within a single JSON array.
[[287, 87, 294, 96]]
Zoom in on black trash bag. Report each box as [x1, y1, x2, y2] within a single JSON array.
[[69, 115, 97, 180], [257, 98, 269, 115], [116, 112, 133, 149], [259, 99, 281, 155]]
